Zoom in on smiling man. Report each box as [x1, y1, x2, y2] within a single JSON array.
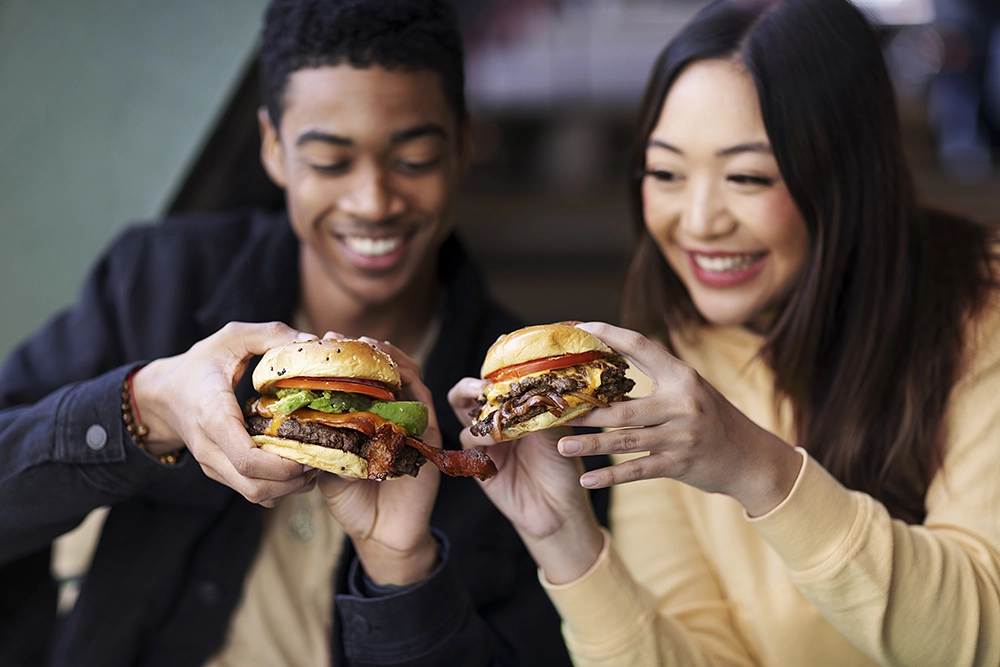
[[0, 1, 583, 665]]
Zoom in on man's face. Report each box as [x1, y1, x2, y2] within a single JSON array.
[[260, 65, 466, 307]]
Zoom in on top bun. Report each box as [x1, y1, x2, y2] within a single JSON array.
[[481, 323, 612, 378], [253, 338, 401, 394]]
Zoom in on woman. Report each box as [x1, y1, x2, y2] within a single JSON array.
[[449, 0, 1000, 665]]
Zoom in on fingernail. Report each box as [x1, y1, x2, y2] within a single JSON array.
[[580, 474, 598, 488], [559, 439, 581, 455], [303, 465, 315, 471]]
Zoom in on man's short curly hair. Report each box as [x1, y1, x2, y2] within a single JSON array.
[[260, 0, 466, 129]]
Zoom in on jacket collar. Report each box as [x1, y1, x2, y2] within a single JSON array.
[[195, 209, 300, 332]]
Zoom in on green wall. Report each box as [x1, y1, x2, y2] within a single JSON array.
[[0, 0, 269, 359]]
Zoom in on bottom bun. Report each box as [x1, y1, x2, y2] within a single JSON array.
[[498, 403, 596, 441], [252, 434, 369, 479]]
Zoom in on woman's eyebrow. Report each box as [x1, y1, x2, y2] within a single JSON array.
[[647, 138, 682, 154], [646, 139, 772, 157], [716, 142, 772, 157]]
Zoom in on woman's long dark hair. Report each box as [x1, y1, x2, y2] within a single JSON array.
[[622, 0, 997, 524]]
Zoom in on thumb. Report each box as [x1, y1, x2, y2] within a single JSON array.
[[317, 470, 362, 500], [220, 321, 314, 359]]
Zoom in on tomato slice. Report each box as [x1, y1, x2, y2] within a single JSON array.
[[274, 377, 395, 401], [487, 351, 604, 384]]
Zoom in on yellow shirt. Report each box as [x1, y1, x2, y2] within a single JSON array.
[[206, 488, 344, 667], [543, 307, 1000, 666]]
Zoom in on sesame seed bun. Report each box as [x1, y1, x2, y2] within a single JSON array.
[[252, 338, 401, 395]]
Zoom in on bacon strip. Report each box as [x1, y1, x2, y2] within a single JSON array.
[[405, 437, 498, 481], [366, 424, 407, 481]]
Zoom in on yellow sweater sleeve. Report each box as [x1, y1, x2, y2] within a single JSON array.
[[543, 308, 1000, 666], [749, 339, 1000, 666], [542, 478, 762, 666]]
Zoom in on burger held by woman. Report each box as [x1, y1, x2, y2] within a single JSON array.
[[448, 0, 1000, 665]]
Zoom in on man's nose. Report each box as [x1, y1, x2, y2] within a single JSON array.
[[338, 164, 404, 221]]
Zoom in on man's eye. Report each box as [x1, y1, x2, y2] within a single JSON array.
[[728, 174, 775, 187], [644, 169, 680, 182], [311, 162, 350, 174], [395, 157, 441, 174]]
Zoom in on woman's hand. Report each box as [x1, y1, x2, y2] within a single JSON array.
[[560, 322, 802, 517], [317, 336, 440, 587], [130, 321, 318, 507], [448, 379, 604, 584]]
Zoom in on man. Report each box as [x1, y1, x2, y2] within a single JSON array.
[[0, 1, 596, 664]]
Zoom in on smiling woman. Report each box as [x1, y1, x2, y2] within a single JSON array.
[[446, 0, 1000, 665], [640, 59, 809, 328]]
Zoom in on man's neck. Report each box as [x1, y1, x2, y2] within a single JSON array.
[[297, 250, 440, 359]]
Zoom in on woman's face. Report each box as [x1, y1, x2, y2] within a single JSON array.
[[642, 59, 809, 328]]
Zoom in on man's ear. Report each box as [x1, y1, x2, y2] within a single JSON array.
[[459, 112, 474, 176], [258, 107, 287, 189]]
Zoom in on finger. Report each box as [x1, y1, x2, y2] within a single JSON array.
[[447, 378, 487, 427], [579, 456, 663, 489], [558, 426, 662, 458], [395, 363, 431, 405], [291, 471, 319, 494], [197, 447, 316, 504], [316, 469, 361, 496], [218, 321, 310, 359], [321, 331, 349, 341], [362, 337, 420, 376], [458, 426, 504, 450], [205, 414, 312, 481], [575, 321, 684, 380], [566, 395, 674, 430]]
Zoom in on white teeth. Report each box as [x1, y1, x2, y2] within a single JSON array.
[[343, 236, 404, 257], [692, 253, 763, 273]]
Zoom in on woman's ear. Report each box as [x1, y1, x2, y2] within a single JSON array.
[[258, 107, 287, 189]]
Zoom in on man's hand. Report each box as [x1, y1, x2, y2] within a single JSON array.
[[130, 321, 317, 507], [317, 336, 441, 587]]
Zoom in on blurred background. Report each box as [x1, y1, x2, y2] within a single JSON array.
[[1, 0, 999, 359]]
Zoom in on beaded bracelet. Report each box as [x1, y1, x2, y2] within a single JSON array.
[[122, 368, 183, 465]]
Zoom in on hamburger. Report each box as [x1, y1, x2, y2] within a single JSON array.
[[246, 338, 496, 481], [470, 323, 635, 441]]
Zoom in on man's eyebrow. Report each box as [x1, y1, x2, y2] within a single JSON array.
[[294, 124, 450, 147], [296, 130, 351, 147], [390, 123, 449, 144]]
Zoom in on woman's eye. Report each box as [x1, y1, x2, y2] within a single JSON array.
[[728, 174, 775, 187], [644, 169, 680, 182]]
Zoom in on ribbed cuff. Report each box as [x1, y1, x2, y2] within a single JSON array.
[[540, 528, 655, 648], [747, 448, 863, 573]]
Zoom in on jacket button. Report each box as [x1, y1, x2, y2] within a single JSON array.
[[352, 614, 371, 634], [85, 425, 108, 450], [198, 580, 221, 605]]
